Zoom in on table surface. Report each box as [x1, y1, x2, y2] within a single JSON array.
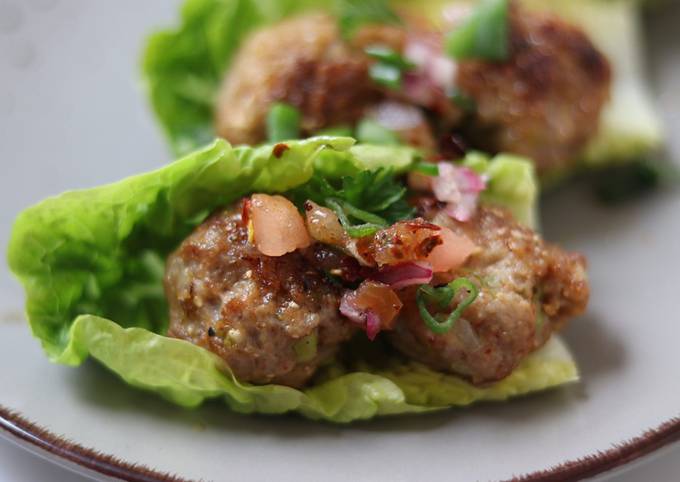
[[1, 435, 678, 481]]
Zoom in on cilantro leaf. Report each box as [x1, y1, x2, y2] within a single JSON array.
[[289, 168, 415, 237]]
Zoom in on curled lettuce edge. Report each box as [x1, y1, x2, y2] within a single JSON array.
[[143, 0, 663, 170], [61, 315, 577, 422], [8, 137, 576, 422]]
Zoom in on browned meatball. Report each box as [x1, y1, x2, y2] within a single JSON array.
[[389, 202, 589, 384], [164, 202, 355, 388], [456, 3, 611, 176], [215, 13, 405, 145]]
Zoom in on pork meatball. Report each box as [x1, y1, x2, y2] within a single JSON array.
[[164, 202, 355, 388], [456, 4, 611, 176], [388, 202, 589, 384], [215, 13, 404, 145]]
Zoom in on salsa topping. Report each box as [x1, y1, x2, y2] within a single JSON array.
[[339, 280, 403, 340]]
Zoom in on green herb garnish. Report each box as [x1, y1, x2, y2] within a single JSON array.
[[412, 162, 440, 177], [327, 198, 386, 238], [366, 45, 415, 90], [445, 0, 510, 62], [266, 102, 301, 142], [365, 45, 415, 70], [369, 63, 403, 89], [337, 0, 402, 39], [291, 168, 415, 238], [416, 278, 479, 334]]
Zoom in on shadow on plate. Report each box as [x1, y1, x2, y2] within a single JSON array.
[[540, 180, 671, 247]]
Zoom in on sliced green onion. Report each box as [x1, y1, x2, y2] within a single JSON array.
[[416, 278, 479, 334], [418, 284, 454, 308], [365, 45, 415, 70], [445, 0, 509, 62], [293, 333, 318, 362], [266, 102, 301, 142], [366, 45, 415, 90], [369, 62, 403, 90], [356, 118, 400, 145], [326, 198, 385, 238], [412, 162, 440, 177]]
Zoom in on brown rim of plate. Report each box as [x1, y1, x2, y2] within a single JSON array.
[[1, 404, 679, 482], [0, 405, 190, 482]]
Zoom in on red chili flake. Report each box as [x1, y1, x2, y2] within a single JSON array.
[[273, 143, 290, 158], [404, 220, 441, 231], [241, 198, 252, 226]]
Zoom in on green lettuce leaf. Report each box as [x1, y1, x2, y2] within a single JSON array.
[[142, 0, 335, 155], [462, 151, 538, 227], [8, 137, 573, 422], [59, 315, 577, 422], [143, 0, 663, 173]]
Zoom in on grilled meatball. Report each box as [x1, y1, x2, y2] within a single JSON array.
[[215, 13, 405, 145], [389, 202, 589, 384], [164, 202, 354, 388], [456, 3, 611, 176]]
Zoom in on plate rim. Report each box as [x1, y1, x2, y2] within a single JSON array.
[[1, 403, 679, 482]]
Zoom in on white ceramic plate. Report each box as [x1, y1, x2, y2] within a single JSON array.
[[1, 1, 679, 481]]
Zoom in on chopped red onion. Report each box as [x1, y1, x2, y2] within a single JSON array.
[[339, 281, 403, 340], [339, 294, 380, 340], [444, 194, 479, 222], [372, 262, 434, 290], [404, 37, 457, 94], [339, 294, 364, 325], [365, 311, 381, 341], [432, 163, 487, 222]]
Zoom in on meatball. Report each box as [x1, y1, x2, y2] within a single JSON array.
[[456, 3, 611, 176], [388, 202, 589, 384], [164, 202, 355, 388], [215, 13, 404, 145]]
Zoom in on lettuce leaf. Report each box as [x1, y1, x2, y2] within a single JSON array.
[[142, 0, 663, 173], [59, 315, 577, 421], [8, 138, 575, 422], [462, 151, 538, 227], [142, 0, 335, 155]]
